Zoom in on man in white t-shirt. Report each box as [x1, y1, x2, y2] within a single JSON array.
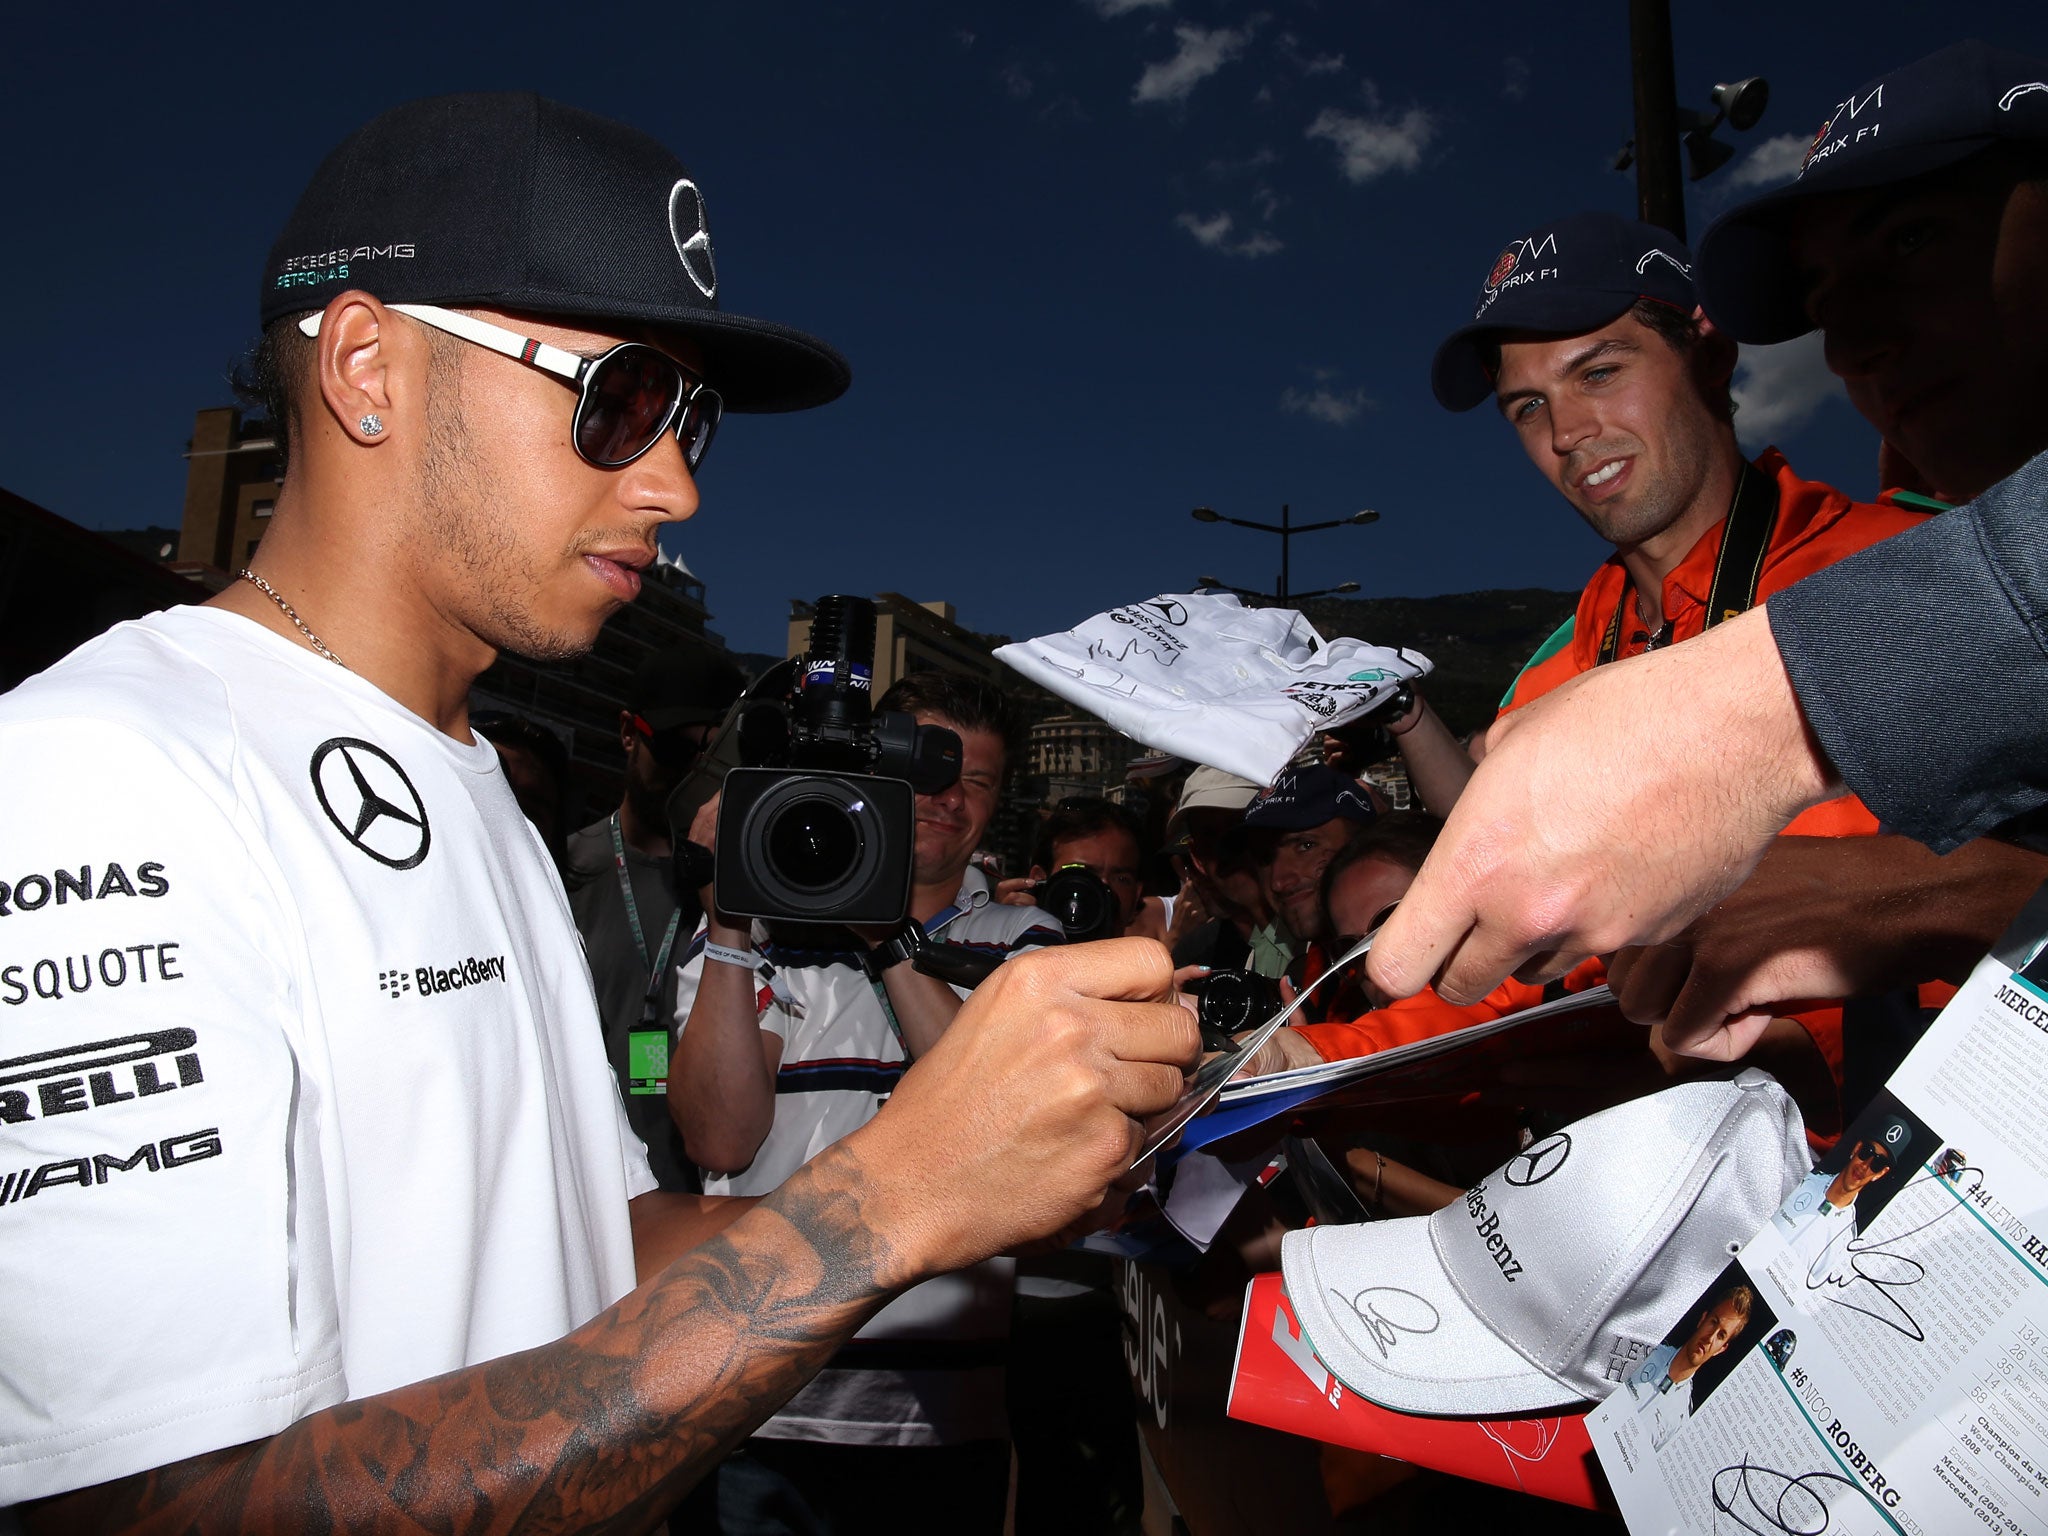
[[0, 93, 1196, 1532], [671, 671, 1061, 1532]]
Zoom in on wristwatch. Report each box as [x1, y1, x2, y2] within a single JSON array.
[[675, 839, 715, 892], [859, 919, 924, 982]]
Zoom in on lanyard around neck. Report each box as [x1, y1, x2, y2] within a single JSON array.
[[610, 812, 682, 989]]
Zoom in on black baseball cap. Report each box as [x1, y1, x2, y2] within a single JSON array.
[[1697, 41, 2048, 344], [1242, 765, 1378, 831], [261, 93, 850, 413], [1851, 1113, 1914, 1167], [1431, 211, 1697, 412]]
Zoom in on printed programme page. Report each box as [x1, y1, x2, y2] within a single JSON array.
[[1592, 885, 2048, 1536]]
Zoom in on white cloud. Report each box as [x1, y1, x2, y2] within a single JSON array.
[[1305, 104, 1438, 182], [1503, 56, 1531, 103], [1723, 131, 1811, 191], [1134, 24, 1247, 105], [1001, 63, 1034, 101], [1087, 0, 1170, 13], [1277, 33, 1344, 76], [1732, 333, 1845, 446], [1280, 385, 1376, 426], [1175, 209, 1283, 258]]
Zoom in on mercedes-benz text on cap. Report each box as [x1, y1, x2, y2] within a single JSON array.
[[261, 92, 849, 414], [1697, 40, 2048, 344], [1431, 210, 1696, 413], [1281, 1070, 1807, 1417]]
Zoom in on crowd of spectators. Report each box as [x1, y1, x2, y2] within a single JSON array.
[[10, 33, 2048, 1536], [444, 38, 2048, 1528]]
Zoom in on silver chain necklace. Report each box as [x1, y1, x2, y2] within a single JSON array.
[[236, 569, 346, 669]]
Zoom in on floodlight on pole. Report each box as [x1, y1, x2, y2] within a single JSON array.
[[1713, 77, 1770, 132], [1186, 501, 1380, 602], [1618, 0, 1769, 233]]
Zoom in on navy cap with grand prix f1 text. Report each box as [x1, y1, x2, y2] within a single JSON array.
[[1697, 40, 2048, 345], [260, 93, 850, 414], [1430, 211, 1697, 412]]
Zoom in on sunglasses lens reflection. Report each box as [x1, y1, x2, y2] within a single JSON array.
[[676, 392, 721, 470], [578, 350, 681, 466]]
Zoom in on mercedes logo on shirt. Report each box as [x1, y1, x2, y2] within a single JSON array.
[[310, 738, 432, 870], [668, 178, 718, 300], [1505, 1131, 1572, 1187]]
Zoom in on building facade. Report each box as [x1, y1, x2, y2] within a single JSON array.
[[1027, 714, 1141, 804], [784, 592, 1012, 697], [179, 408, 282, 575]]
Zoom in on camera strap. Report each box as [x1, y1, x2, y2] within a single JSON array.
[[1595, 460, 1779, 666], [869, 980, 908, 1055]]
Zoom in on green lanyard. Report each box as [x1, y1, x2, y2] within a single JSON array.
[[615, 814, 683, 1096], [610, 813, 682, 1004]]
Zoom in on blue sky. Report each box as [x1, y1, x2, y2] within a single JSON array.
[[5, 3, 2040, 656]]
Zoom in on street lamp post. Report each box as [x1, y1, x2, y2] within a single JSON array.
[[1189, 503, 1378, 603], [1615, 0, 1770, 239]]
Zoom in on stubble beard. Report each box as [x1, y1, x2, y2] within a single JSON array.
[[1571, 445, 1684, 548], [416, 360, 596, 664]]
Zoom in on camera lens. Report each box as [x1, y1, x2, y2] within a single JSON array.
[[1035, 866, 1119, 942], [718, 768, 912, 925], [1193, 970, 1282, 1038], [765, 796, 861, 892]]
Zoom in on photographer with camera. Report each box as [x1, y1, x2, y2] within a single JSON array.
[[997, 795, 1146, 941], [667, 670, 1060, 1532]]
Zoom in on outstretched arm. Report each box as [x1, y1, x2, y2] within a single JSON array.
[[25, 1143, 905, 1536], [1387, 691, 1477, 817], [1368, 606, 1836, 1006], [27, 940, 1197, 1536], [1610, 834, 2048, 1060], [670, 920, 784, 1173]]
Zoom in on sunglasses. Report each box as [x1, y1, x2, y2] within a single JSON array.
[[296, 302, 723, 471], [632, 714, 716, 771]]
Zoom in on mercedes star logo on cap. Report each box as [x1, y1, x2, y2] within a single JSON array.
[[668, 178, 718, 300], [1505, 1131, 1573, 1187], [310, 738, 432, 870]]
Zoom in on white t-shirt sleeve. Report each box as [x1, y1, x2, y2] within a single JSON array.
[[0, 719, 342, 1503]]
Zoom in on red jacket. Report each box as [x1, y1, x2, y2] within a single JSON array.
[[1301, 452, 1937, 1098]]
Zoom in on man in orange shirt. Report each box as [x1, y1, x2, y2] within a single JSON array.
[[1254, 212, 1927, 1115]]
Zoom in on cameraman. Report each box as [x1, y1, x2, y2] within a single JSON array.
[[667, 671, 1060, 1533]]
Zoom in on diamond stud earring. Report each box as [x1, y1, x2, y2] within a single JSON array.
[[359, 414, 385, 437]]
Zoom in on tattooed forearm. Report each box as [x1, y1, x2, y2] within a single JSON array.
[[25, 1142, 911, 1536]]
